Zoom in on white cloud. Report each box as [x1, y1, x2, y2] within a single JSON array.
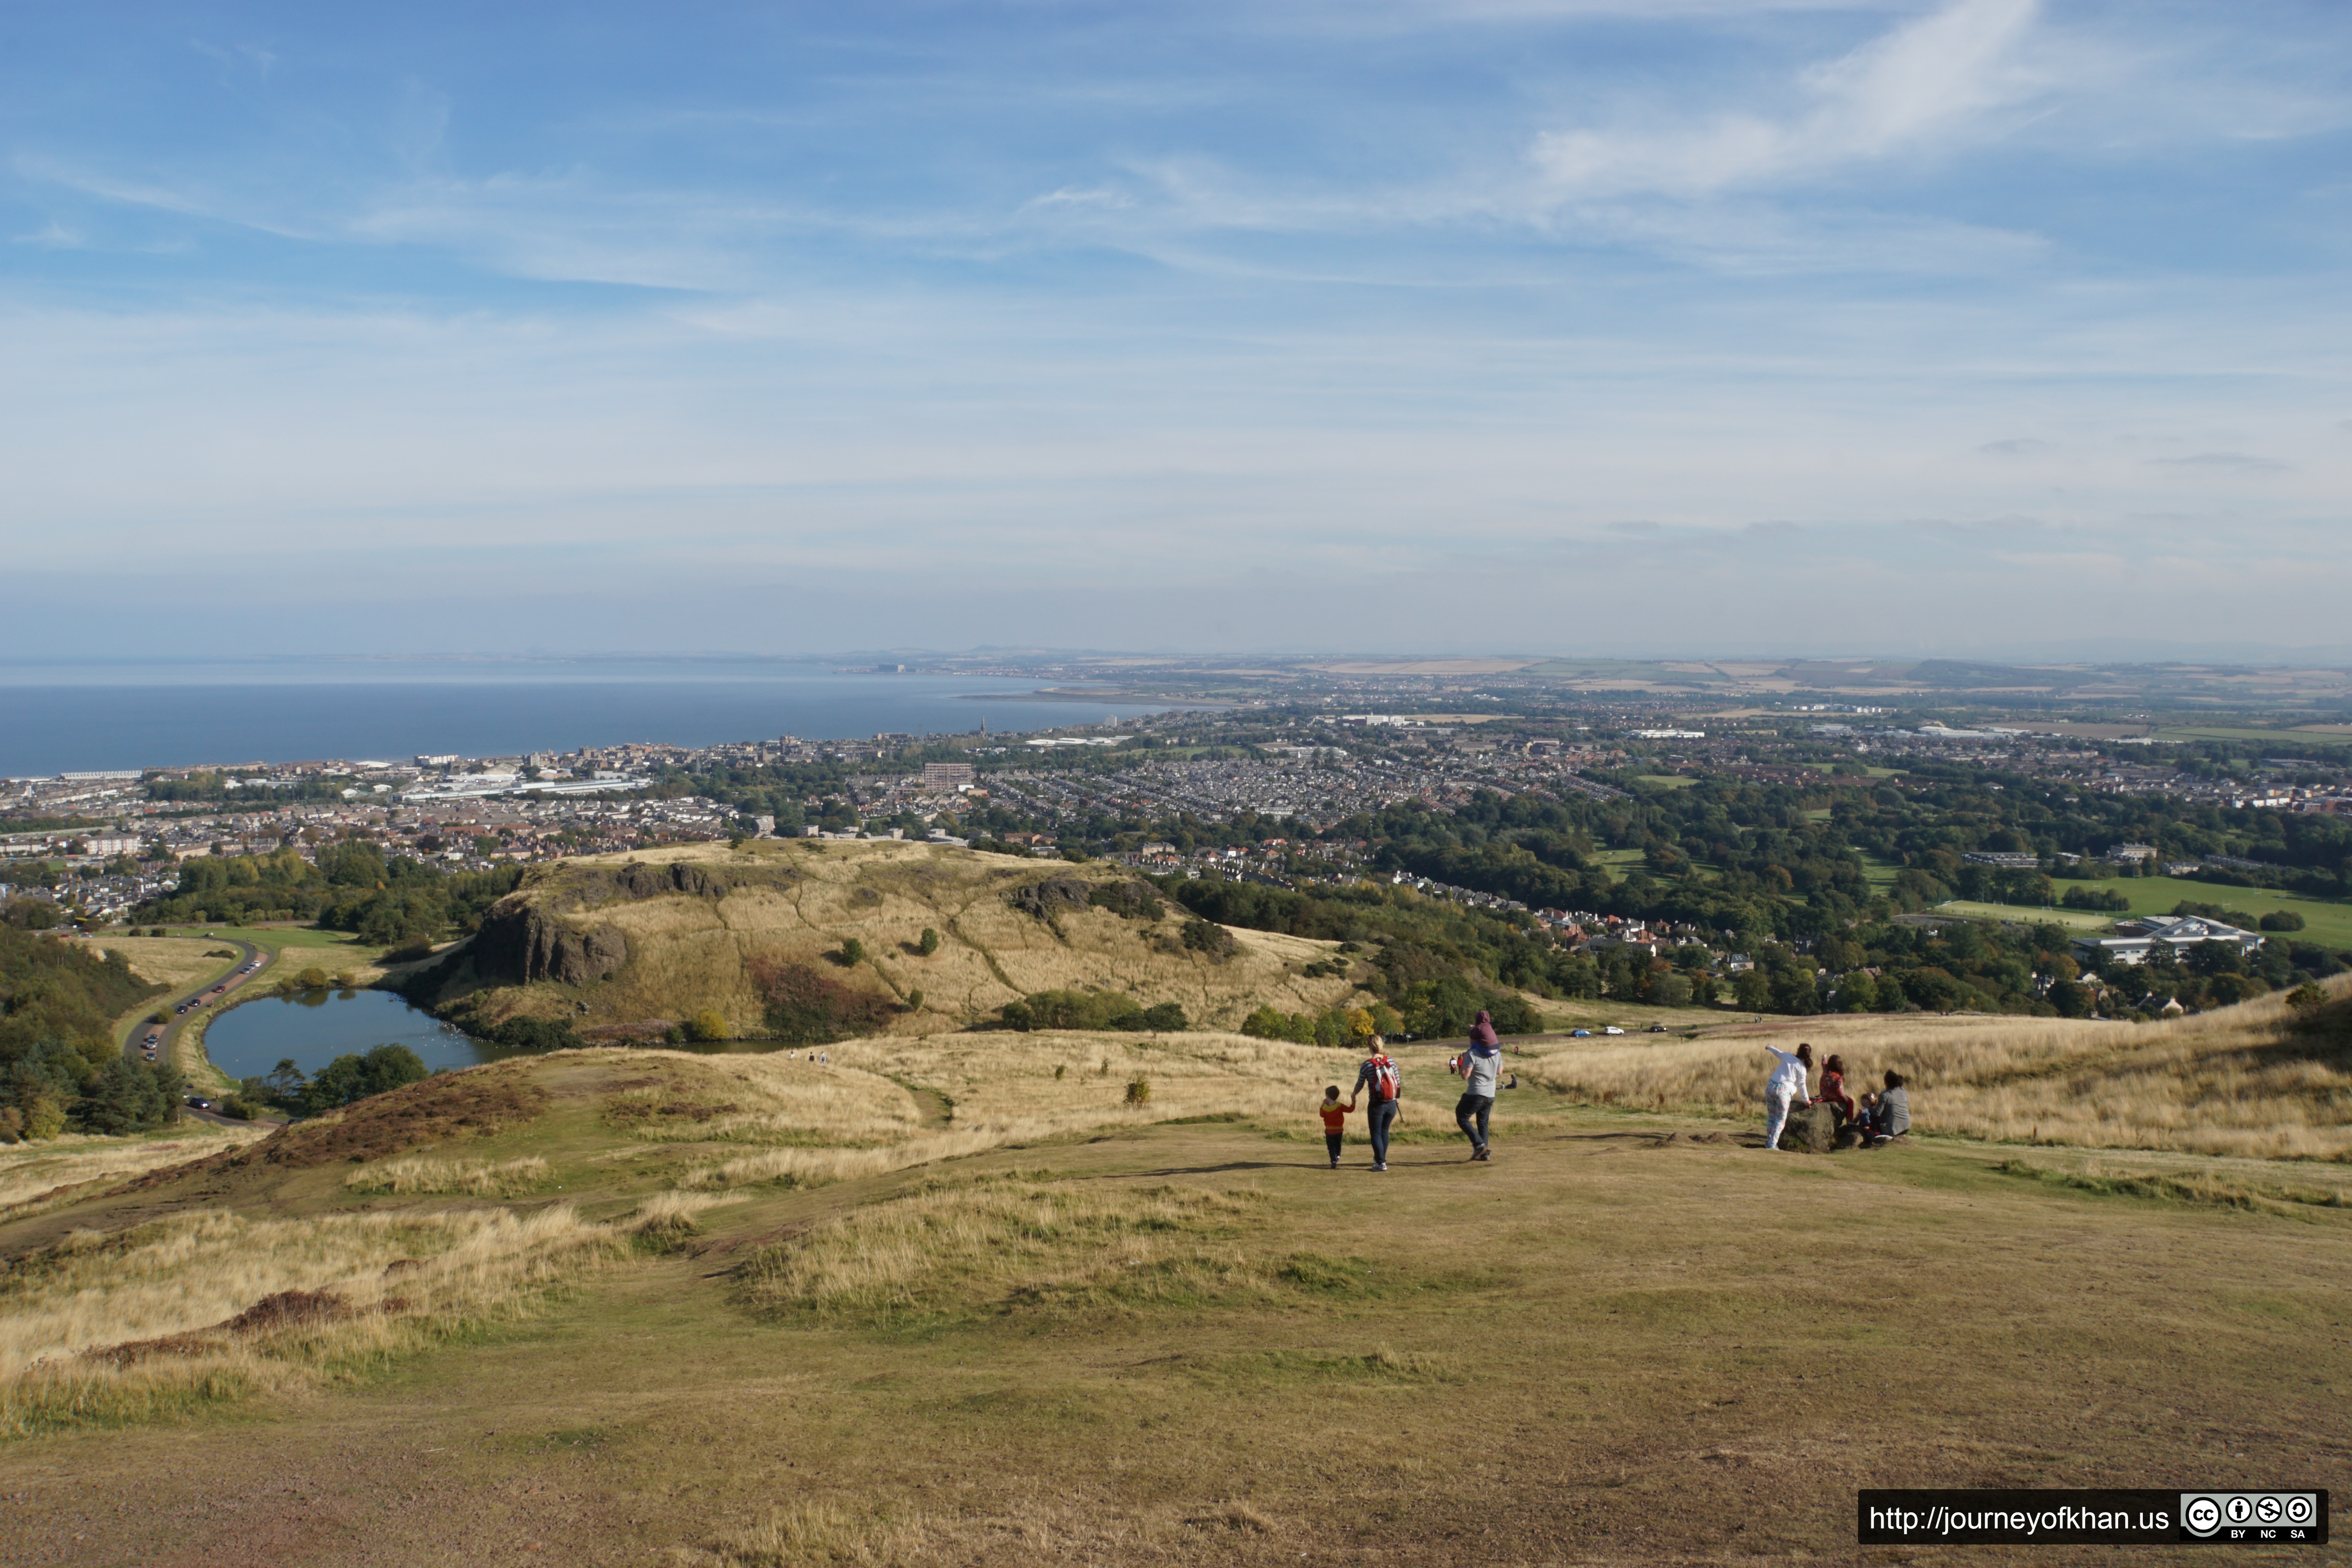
[[1532, 0, 2041, 197]]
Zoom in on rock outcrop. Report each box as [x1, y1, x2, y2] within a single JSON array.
[[1007, 877, 1095, 918], [472, 901, 628, 986]]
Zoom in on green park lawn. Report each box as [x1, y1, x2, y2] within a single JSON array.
[[164, 924, 386, 963], [1936, 875, 2352, 949]]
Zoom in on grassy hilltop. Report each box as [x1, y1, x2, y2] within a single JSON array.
[[403, 839, 1366, 1040], [3, 981, 2349, 1564]]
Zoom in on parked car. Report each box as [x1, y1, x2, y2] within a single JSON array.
[[1602, 1025, 1626, 1036], [1569, 1028, 1592, 1038]]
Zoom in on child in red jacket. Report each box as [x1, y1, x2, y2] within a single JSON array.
[[1318, 1085, 1353, 1169]]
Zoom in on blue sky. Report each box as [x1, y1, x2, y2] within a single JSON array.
[[5, 1, 2349, 662]]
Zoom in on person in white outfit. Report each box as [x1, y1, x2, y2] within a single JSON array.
[[1762, 1042, 1813, 1150]]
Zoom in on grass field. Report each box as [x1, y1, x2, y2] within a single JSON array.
[[1936, 875, 2352, 948], [167, 924, 387, 960], [0, 1123, 269, 1222], [61, 935, 245, 1053], [4, 993, 2348, 1564], [2153, 724, 2352, 746]]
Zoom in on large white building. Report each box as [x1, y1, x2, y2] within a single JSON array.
[[2071, 914, 2264, 967]]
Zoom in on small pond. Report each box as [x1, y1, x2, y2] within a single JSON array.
[[201, 987, 800, 1083], [201, 989, 524, 1082]]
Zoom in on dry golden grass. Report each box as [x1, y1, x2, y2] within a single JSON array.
[[1993, 1155, 2352, 1218], [343, 1155, 550, 1198], [0, 1125, 270, 1218], [679, 1030, 1354, 1190], [601, 1049, 928, 1147], [0, 1205, 623, 1437], [1521, 979, 2352, 1160], [69, 936, 232, 996], [662, 1496, 1302, 1568], [476, 839, 1368, 1037], [735, 1172, 1270, 1320]]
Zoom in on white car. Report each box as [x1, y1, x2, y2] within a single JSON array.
[[1602, 1025, 1626, 1036]]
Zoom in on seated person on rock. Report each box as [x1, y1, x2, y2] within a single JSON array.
[[1813, 1053, 1855, 1128]]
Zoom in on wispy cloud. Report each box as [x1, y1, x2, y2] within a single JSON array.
[[2152, 452, 2290, 473], [1532, 0, 2042, 198]]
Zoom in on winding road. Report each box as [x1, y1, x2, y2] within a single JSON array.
[[126, 936, 272, 1107]]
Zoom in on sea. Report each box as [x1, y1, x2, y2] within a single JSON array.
[[0, 659, 1196, 777]]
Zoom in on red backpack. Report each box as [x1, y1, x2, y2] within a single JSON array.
[[1368, 1056, 1399, 1102]]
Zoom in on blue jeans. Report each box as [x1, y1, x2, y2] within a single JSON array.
[[1367, 1100, 1398, 1164], [1455, 1093, 1492, 1150]]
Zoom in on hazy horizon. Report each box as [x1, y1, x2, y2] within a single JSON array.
[[7, 2, 2348, 660]]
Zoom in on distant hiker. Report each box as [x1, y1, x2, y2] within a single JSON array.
[[1814, 1053, 1855, 1127], [1861, 1071, 1911, 1145], [1455, 1010, 1503, 1161], [1761, 1042, 1813, 1151], [1353, 1040, 1403, 1171], [1318, 1085, 1353, 1169]]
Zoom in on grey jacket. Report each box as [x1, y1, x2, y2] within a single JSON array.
[[1878, 1085, 1910, 1136]]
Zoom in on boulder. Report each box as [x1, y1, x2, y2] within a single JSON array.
[[1775, 1102, 1839, 1154]]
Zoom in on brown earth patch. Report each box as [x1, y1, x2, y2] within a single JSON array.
[[256, 1069, 552, 1169]]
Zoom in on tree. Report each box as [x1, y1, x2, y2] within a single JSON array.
[[838, 937, 865, 965], [1734, 969, 1772, 1012], [684, 1009, 730, 1042], [2046, 979, 2091, 1018], [301, 1044, 429, 1114], [917, 927, 941, 956]]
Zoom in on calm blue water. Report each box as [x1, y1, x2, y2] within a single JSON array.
[[203, 987, 807, 1081], [0, 662, 1189, 775], [201, 989, 522, 1080]]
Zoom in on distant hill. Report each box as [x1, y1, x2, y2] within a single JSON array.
[[400, 840, 1368, 1038]]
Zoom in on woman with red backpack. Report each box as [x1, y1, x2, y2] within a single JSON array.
[[1352, 1038, 1403, 1171]]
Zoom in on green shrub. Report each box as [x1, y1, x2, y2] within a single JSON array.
[[917, 927, 940, 956], [996, 989, 1181, 1032], [2259, 911, 2306, 932], [750, 957, 894, 1044], [301, 1044, 429, 1114], [684, 1009, 730, 1042]]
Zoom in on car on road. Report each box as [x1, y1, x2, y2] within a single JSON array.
[[1648, 1023, 1670, 1033], [1602, 1025, 1626, 1036], [185, 1097, 212, 1111], [1569, 1028, 1592, 1038]]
